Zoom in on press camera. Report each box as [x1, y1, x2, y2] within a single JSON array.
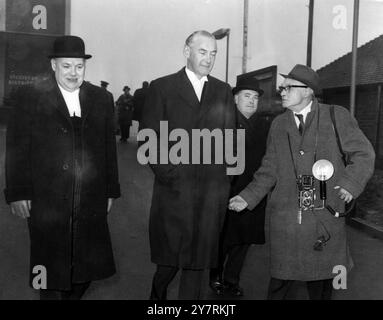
[[297, 175, 316, 211]]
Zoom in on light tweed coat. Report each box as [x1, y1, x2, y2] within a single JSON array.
[[240, 99, 375, 280]]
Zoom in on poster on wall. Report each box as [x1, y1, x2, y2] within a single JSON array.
[[2, 33, 57, 107]]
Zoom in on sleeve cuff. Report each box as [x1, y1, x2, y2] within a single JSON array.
[[107, 183, 121, 199], [3, 186, 33, 204], [336, 175, 364, 199], [239, 188, 259, 211]]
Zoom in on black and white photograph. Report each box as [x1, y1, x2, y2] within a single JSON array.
[[0, 0, 383, 308]]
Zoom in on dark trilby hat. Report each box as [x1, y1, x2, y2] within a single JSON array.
[[280, 64, 321, 94], [48, 35, 92, 59], [123, 86, 130, 91], [232, 76, 264, 96]]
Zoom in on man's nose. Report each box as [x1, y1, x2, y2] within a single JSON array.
[[70, 67, 76, 75], [205, 54, 213, 64]]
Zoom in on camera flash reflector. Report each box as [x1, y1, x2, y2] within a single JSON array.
[[312, 159, 334, 181]]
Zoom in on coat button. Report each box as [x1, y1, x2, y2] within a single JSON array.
[[63, 164, 69, 170], [61, 127, 68, 134]]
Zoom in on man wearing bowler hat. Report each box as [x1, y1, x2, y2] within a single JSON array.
[[209, 77, 272, 297], [229, 64, 375, 299], [4, 35, 120, 299]]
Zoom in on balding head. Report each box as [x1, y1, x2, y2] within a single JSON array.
[[185, 30, 216, 46]]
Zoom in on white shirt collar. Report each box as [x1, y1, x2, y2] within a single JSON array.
[[58, 84, 81, 117], [294, 100, 312, 123], [185, 67, 208, 102], [185, 67, 208, 84]]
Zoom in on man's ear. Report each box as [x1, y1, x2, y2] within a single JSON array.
[[183, 45, 190, 59], [234, 94, 239, 105], [50, 59, 57, 72], [305, 87, 314, 99]]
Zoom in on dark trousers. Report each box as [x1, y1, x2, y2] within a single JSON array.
[[150, 265, 204, 300], [40, 282, 91, 300], [119, 122, 130, 140], [267, 277, 333, 300], [210, 243, 250, 285]]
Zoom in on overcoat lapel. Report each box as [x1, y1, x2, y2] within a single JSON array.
[[304, 101, 318, 132], [79, 83, 93, 121], [198, 77, 215, 120], [286, 111, 300, 138], [45, 81, 93, 123], [175, 68, 200, 110], [286, 100, 319, 139], [45, 82, 71, 122]]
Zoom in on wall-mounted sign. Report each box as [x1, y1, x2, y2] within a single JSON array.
[[1, 32, 57, 107], [1, 0, 66, 35], [0, 0, 67, 117]]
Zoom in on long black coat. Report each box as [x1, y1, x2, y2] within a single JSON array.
[[133, 87, 148, 122], [141, 68, 236, 269], [4, 79, 120, 290], [223, 110, 272, 246]]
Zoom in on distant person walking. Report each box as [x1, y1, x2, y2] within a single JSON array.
[[133, 81, 149, 124], [116, 86, 134, 142]]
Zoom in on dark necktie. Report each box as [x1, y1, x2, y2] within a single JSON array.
[[295, 114, 304, 135]]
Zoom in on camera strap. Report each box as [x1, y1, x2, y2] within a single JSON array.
[[330, 105, 348, 166], [287, 106, 321, 224]]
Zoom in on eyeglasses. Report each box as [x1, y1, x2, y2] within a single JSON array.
[[278, 85, 308, 94]]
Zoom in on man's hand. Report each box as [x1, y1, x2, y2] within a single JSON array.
[[107, 198, 113, 213], [228, 195, 248, 212], [10, 200, 31, 219], [334, 186, 353, 203]]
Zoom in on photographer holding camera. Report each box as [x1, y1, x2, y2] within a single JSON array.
[[229, 64, 375, 300]]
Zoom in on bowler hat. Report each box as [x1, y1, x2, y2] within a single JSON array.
[[48, 35, 92, 59], [280, 64, 321, 94], [101, 81, 109, 86], [232, 76, 264, 96], [123, 86, 130, 91]]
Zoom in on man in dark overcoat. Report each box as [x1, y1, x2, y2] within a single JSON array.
[[133, 81, 149, 124], [210, 77, 272, 297], [100, 80, 115, 112], [229, 64, 375, 299], [140, 30, 236, 300], [116, 86, 134, 142], [4, 36, 120, 300]]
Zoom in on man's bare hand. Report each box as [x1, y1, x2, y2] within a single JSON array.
[[334, 186, 353, 203], [228, 195, 248, 212], [10, 200, 31, 219], [107, 198, 113, 213]]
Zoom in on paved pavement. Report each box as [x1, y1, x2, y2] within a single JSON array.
[[1, 126, 383, 300]]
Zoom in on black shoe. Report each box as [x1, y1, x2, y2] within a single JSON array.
[[209, 279, 225, 296], [224, 281, 244, 297]]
